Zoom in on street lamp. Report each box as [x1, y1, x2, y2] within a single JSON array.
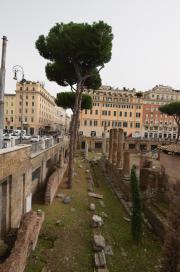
[[0, 36, 8, 149], [12, 65, 26, 143]]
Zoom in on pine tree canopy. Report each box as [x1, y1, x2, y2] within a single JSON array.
[[35, 21, 113, 86], [56, 92, 92, 110], [159, 102, 180, 117]]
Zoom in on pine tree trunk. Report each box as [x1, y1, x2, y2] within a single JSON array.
[[67, 85, 81, 188], [73, 92, 83, 152], [176, 124, 180, 144]]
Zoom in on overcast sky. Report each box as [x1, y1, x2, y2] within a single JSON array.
[[0, 0, 180, 96]]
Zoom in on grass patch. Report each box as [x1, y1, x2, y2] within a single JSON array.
[[90, 159, 162, 272], [25, 152, 162, 272]]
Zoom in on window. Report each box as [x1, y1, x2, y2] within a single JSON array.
[[32, 96, 34, 100], [32, 109, 34, 113], [94, 120, 98, 126], [136, 112, 141, 118], [135, 122, 140, 128], [118, 122, 122, 127], [114, 111, 116, 116], [91, 131, 96, 137], [90, 110, 93, 114], [31, 117, 34, 122], [108, 111, 111, 116], [84, 120, 87, 126], [129, 112, 132, 117], [26, 95, 28, 99], [90, 120, 92, 126], [24, 117, 27, 122], [6, 110, 8, 114], [95, 110, 98, 115], [85, 109, 87, 114], [119, 111, 122, 116], [19, 101, 22, 106], [124, 112, 127, 117], [26, 102, 28, 106], [32, 102, 34, 106], [123, 122, 128, 128]]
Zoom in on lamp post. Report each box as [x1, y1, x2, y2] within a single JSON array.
[[12, 65, 25, 143], [0, 36, 8, 149]]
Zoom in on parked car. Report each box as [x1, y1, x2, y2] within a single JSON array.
[[22, 134, 31, 140], [30, 135, 41, 142], [3, 133, 12, 141], [11, 133, 20, 140]]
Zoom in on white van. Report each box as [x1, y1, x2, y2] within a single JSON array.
[[13, 129, 26, 136]]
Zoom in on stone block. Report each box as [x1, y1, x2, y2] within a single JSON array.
[[94, 250, 106, 268], [93, 234, 106, 251], [92, 215, 103, 228]]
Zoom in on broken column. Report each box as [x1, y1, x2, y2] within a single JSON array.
[[112, 129, 118, 164], [85, 141, 88, 160], [116, 128, 124, 169], [123, 150, 130, 177], [102, 126, 107, 155], [108, 129, 113, 163]]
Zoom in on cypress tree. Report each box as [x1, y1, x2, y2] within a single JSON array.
[[130, 165, 142, 243]]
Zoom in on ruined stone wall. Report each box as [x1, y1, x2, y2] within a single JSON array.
[[0, 140, 69, 240], [160, 152, 180, 182], [45, 163, 68, 205], [0, 146, 32, 235], [105, 161, 131, 200], [143, 204, 167, 241], [0, 211, 44, 272]]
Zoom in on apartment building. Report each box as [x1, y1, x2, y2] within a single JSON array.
[[4, 81, 69, 135], [4, 94, 16, 130], [142, 85, 180, 139], [53, 106, 71, 133], [14, 81, 56, 134], [79, 86, 143, 137]]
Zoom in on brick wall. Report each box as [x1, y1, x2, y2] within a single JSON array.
[[44, 163, 67, 205], [0, 211, 44, 272]]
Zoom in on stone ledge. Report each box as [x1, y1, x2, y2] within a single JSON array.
[[0, 144, 31, 155]]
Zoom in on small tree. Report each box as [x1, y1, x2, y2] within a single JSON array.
[[159, 102, 180, 143], [160, 184, 180, 272], [56, 92, 92, 149], [35, 21, 113, 188], [56, 92, 92, 111], [130, 165, 142, 243]]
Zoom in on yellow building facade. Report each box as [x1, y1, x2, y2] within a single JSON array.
[[15, 81, 56, 134], [4, 94, 16, 130], [4, 81, 69, 135], [79, 86, 143, 137]]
